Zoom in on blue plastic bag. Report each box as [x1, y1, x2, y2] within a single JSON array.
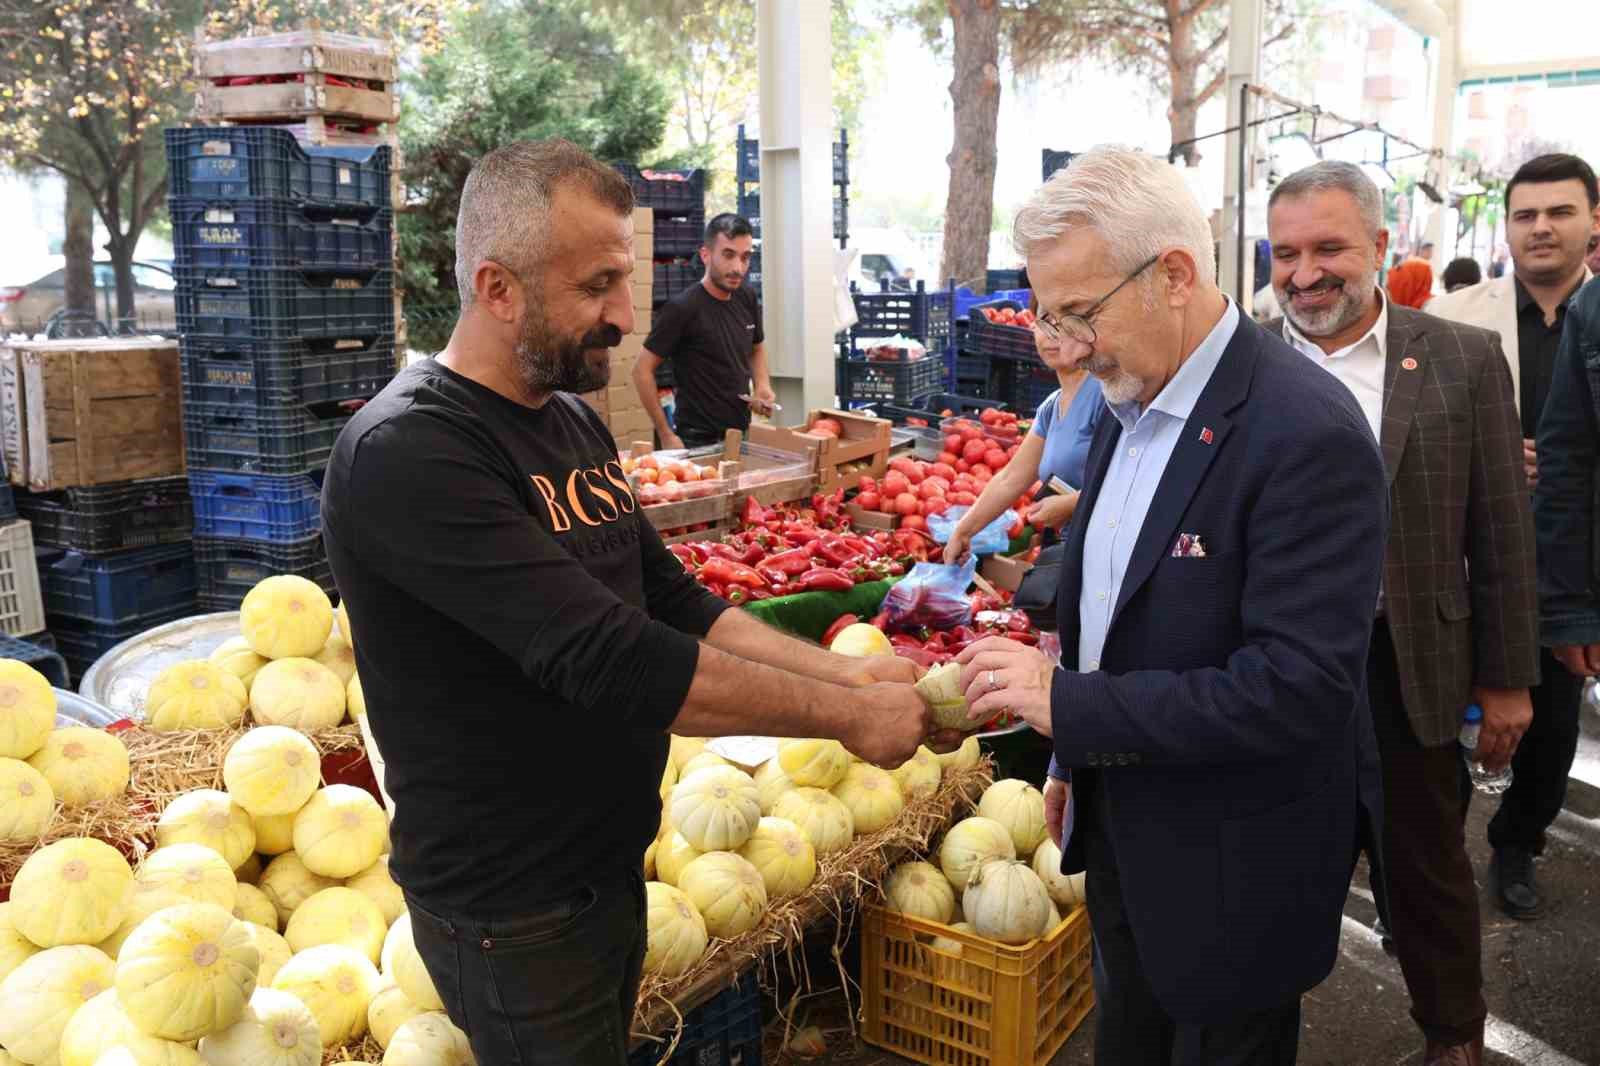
[[926, 506, 1017, 555], [880, 557, 978, 631]]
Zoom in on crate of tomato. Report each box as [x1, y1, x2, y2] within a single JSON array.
[[619, 449, 737, 544], [966, 303, 1039, 361], [847, 439, 1037, 536]]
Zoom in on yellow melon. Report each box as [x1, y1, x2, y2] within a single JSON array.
[[0, 901, 40, 984], [156, 789, 257, 870], [677, 853, 767, 939], [249, 659, 346, 732], [284, 887, 385, 965], [11, 837, 133, 947], [346, 674, 366, 720], [292, 785, 386, 879], [269, 943, 379, 1046], [384, 914, 442, 1012], [208, 636, 269, 693], [144, 661, 249, 731], [776, 739, 850, 789], [57, 988, 198, 1066], [736, 817, 816, 900], [257, 853, 340, 928], [0, 944, 115, 1063], [384, 1012, 473, 1066], [252, 809, 298, 855], [27, 727, 129, 806], [771, 788, 854, 856], [830, 764, 905, 835], [232, 883, 279, 932], [642, 882, 706, 979], [367, 978, 423, 1051], [223, 727, 321, 817], [134, 843, 237, 912], [241, 577, 333, 660], [312, 635, 357, 687], [0, 756, 54, 842], [195, 985, 320, 1066], [344, 858, 405, 926], [236, 922, 292, 987], [115, 902, 259, 1041], [0, 658, 55, 760]]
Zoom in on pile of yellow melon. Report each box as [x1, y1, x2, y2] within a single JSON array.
[[641, 732, 982, 980], [881, 777, 1087, 951], [0, 575, 475, 1064]]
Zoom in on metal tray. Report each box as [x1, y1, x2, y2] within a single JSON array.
[[79, 611, 241, 722], [54, 687, 119, 728]]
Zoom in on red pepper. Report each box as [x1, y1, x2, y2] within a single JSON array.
[[839, 535, 875, 557], [704, 581, 727, 599], [794, 568, 855, 593], [769, 582, 791, 598], [892, 647, 941, 669], [870, 610, 891, 631], [737, 543, 767, 567], [763, 548, 816, 576], [1009, 631, 1040, 645], [816, 534, 863, 569], [725, 585, 749, 606], [747, 589, 772, 602], [741, 496, 770, 528], [889, 633, 925, 650], [706, 543, 743, 562], [700, 558, 770, 590], [667, 544, 697, 569], [686, 543, 712, 565], [885, 560, 906, 577], [820, 613, 860, 648], [757, 566, 788, 588]]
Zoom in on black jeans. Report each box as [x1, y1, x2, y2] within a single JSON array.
[[405, 867, 647, 1066], [1082, 793, 1302, 1065], [1486, 646, 1586, 854]]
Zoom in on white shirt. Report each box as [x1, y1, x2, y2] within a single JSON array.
[[1281, 290, 1388, 444]]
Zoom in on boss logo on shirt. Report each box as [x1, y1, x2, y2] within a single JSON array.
[[529, 461, 636, 533]]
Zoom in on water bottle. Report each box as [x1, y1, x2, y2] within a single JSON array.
[[1459, 704, 1513, 795]]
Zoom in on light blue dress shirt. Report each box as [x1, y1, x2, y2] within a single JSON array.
[[1076, 300, 1240, 674]]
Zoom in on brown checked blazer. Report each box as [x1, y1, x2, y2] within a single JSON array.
[[1275, 305, 1541, 746]]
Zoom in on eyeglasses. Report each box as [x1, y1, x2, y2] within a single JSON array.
[[1034, 254, 1162, 345]]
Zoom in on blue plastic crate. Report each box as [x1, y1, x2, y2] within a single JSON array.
[[652, 212, 705, 259], [170, 197, 393, 272], [165, 127, 392, 208], [955, 350, 991, 384], [966, 312, 1038, 361], [951, 286, 1031, 320], [850, 283, 953, 349], [183, 401, 353, 476], [193, 534, 333, 611], [190, 471, 322, 543], [175, 264, 394, 344], [38, 544, 196, 626], [0, 632, 69, 688], [630, 972, 762, 1066], [989, 356, 1060, 413], [180, 335, 395, 410], [49, 605, 194, 685]]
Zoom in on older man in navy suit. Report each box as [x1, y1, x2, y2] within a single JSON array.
[[957, 148, 1388, 1065]]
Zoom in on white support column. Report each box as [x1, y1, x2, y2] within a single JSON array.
[[1220, 0, 1263, 308], [1425, 13, 1460, 273], [756, 0, 835, 415]]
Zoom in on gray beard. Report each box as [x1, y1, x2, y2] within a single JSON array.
[[514, 310, 612, 394], [1276, 269, 1376, 339]]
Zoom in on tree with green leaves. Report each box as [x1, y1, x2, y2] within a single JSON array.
[[396, 0, 672, 351]]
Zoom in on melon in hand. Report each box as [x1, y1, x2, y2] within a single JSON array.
[[914, 663, 981, 732]]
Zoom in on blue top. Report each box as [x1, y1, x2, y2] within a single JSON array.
[[1031, 375, 1105, 490]]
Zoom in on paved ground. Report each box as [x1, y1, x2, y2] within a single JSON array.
[[768, 702, 1600, 1066]]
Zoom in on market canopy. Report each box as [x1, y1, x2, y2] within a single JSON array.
[[1373, 0, 1600, 83]]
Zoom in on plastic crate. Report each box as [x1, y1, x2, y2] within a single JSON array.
[[1042, 148, 1076, 181], [49, 605, 195, 685], [165, 126, 392, 207], [0, 520, 46, 638], [851, 284, 954, 349], [861, 902, 1094, 1066], [629, 971, 762, 1066], [194, 534, 334, 609], [14, 478, 194, 554], [737, 191, 847, 243], [0, 484, 14, 521], [966, 313, 1038, 361], [37, 544, 197, 625], [952, 286, 1031, 320], [189, 471, 322, 543], [989, 358, 1060, 414], [986, 269, 1026, 291], [736, 129, 849, 185], [839, 351, 948, 407], [170, 197, 393, 272], [174, 264, 394, 344], [612, 163, 705, 214], [955, 351, 991, 384], [653, 259, 702, 305], [180, 335, 395, 409], [652, 212, 705, 258], [0, 632, 69, 688], [183, 401, 353, 476]]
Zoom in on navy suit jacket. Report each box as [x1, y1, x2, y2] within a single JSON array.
[[1052, 314, 1387, 1022]]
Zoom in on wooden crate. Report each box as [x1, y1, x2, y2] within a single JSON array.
[[194, 72, 399, 125], [695, 429, 815, 509], [16, 339, 185, 492], [747, 408, 891, 493], [625, 444, 738, 540], [193, 28, 397, 83]]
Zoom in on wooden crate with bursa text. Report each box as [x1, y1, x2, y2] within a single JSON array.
[[746, 408, 891, 494]]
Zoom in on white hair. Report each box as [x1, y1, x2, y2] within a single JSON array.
[[1012, 146, 1217, 284]]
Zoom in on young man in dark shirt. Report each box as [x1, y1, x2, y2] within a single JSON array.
[[322, 141, 930, 1066], [1426, 153, 1599, 921], [636, 213, 775, 449]]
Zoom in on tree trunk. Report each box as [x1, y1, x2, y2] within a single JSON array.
[[105, 235, 137, 334], [939, 0, 1001, 293], [1166, 5, 1202, 166], [62, 180, 95, 319], [1168, 98, 1201, 168]]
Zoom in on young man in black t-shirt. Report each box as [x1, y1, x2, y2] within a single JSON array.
[[637, 213, 775, 448], [321, 141, 930, 1066]]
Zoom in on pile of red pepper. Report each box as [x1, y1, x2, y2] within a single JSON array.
[[665, 492, 940, 605]]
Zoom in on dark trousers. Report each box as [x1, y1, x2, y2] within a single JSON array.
[[1362, 621, 1485, 1046], [1082, 803, 1302, 1065], [405, 867, 647, 1066], [1487, 646, 1585, 853]]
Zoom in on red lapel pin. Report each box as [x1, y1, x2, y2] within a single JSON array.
[[1199, 427, 1214, 445], [1401, 357, 1418, 370]]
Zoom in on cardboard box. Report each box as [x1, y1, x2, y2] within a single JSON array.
[[981, 551, 1033, 592], [633, 305, 652, 336], [633, 207, 654, 235], [845, 502, 898, 531], [607, 384, 643, 413], [635, 234, 654, 262], [632, 282, 653, 313]]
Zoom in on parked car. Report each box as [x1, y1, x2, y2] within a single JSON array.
[[0, 258, 176, 337]]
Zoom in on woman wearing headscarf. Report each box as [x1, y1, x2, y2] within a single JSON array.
[[1387, 257, 1435, 309]]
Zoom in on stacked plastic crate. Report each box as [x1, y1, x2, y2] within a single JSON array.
[[612, 163, 707, 398], [734, 123, 851, 281], [170, 30, 400, 612]]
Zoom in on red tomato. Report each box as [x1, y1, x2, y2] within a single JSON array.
[[951, 490, 978, 506], [901, 514, 928, 531], [979, 407, 1001, 425], [959, 427, 983, 445], [905, 465, 926, 485], [878, 494, 898, 514], [944, 434, 963, 453], [955, 459, 971, 475], [984, 448, 1007, 469], [962, 439, 988, 463], [930, 462, 957, 481], [923, 475, 951, 494], [811, 417, 843, 437], [858, 475, 878, 493], [857, 491, 881, 511], [918, 480, 946, 500], [940, 408, 955, 417], [895, 492, 921, 516], [882, 472, 910, 498], [952, 478, 975, 495], [936, 452, 960, 467], [923, 498, 951, 518], [971, 464, 993, 480], [998, 308, 1017, 324]]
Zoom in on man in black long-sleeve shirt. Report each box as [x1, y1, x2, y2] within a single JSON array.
[[322, 140, 930, 1066]]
